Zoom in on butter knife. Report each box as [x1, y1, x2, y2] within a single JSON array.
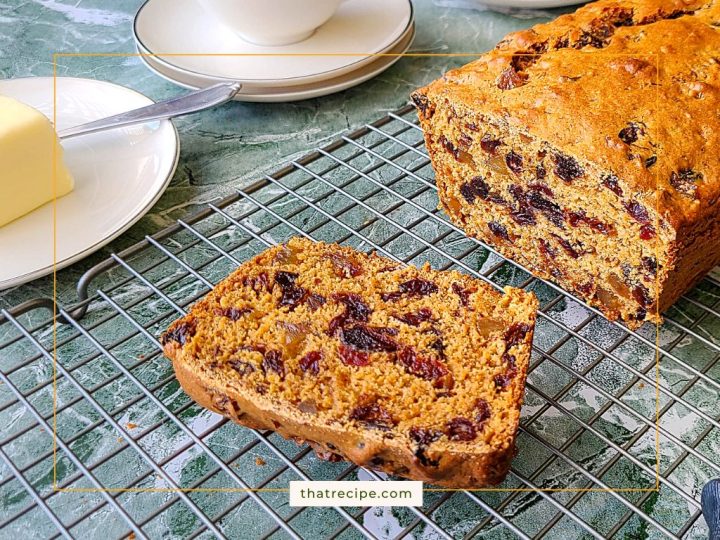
[[57, 82, 242, 140]]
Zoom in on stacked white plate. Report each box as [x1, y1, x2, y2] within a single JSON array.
[[133, 0, 415, 102]]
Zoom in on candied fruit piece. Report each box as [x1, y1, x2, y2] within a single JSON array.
[[277, 321, 309, 357], [397, 347, 453, 389], [510, 208, 537, 226], [459, 183, 476, 204], [215, 307, 251, 321], [409, 427, 442, 467], [393, 308, 433, 326], [272, 244, 300, 265], [526, 191, 564, 227], [341, 325, 398, 352], [502, 352, 519, 379], [228, 359, 255, 376], [505, 151, 523, 173], [539, 238, 558, 261], [669, 168, 702, 197], [328, 293, 372, 335], [477, 318, 507, 339], [299, 351, 322, 375], [618, 122, 642, 144], [504, 322, 531, 348], [632, 284, 652, 308], [327, 252, 363, 278], [552, 234, 581, 259], [566, 210, 615, 235], [494, 374, 511, 389], [161, 320, 196, 346], [439, 135, 474, 164], [554, 153, 584, 182], [474, 399, 491, 429], [305, 293, 326, 311], [602, 174, 623, 196], [409, 427, 442, 446], [536, 164, 547, 179], [279, 286, 305, 307], [274, 271, 298, 287], [459, 133, 473, 148], [333, 293, 371, 321], [243, 272, 269, 295], [642, 256, 658, 275], [497, 67, 528, 90], [381, 279, 438, 301], [528, 182, 553, 197], [460, 176, 490, 204], [577, 281, 594, 295], [274, 271, 306, 308], [639, 224, 656, 240], [411, 93, 434, 119], [623, 201, 650, 223], [261, 350, 285, 379], [445, 417, 477, 441], [429, 338, 446, 360], [451, 282, 472, 307], [338, 344, 370, 367], [488, 221, 511, 241], [327, 315, 345, 337], [480, 135, 501, 154], [349, 399, 395, 430]]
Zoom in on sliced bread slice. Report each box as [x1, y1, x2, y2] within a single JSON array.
[[161, 237, 537, 487]]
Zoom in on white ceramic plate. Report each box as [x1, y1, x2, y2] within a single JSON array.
[[0, 77, 179, 290], [133, 0, 413, 87], [140, 24, 415, 102]]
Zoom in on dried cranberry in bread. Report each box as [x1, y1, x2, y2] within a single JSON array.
[[161, 237, 537, 488], [413, 0, 720, 328]]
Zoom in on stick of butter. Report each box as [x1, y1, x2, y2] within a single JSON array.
[[0, 95, 74, 228]]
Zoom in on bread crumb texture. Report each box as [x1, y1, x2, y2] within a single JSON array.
[[162, 237, 537, 487]]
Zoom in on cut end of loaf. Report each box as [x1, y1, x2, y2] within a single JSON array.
[[411, 0, 720, 328]]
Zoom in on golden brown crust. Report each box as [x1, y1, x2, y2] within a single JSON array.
[[161, 237, 537, 488], [413, 0, 720, 327]]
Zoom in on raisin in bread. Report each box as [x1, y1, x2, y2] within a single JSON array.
[[412, 0, 720, 329], [161, 237, 537, 488]]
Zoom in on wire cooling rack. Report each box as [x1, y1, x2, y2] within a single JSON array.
[[0, 104, 718, 540]]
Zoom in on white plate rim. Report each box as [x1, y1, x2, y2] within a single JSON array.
[[139, 24, 415, 102], [133, 0, 414, 86], [0, 76, 180, 290]]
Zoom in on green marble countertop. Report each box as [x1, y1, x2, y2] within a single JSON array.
[[1, 3, 719, 540], [0, 0, 567, 310]]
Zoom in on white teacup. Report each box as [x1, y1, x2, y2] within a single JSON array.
[[197, 0, 344, 46]]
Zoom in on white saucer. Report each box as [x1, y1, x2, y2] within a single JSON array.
[[141, 24, 415, 102], [0, 77, 179, 290], [133, 0, 413, 87]]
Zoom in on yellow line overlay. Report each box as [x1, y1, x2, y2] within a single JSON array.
[[51, 51, 662, 494], [52, 56, 59, 492]]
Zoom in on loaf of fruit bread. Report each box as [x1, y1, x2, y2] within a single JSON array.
[[161, 237, 537, 488], [412, 0, 720, 329]]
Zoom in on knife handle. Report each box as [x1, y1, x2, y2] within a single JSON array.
[[703, 479, 720, 540]]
